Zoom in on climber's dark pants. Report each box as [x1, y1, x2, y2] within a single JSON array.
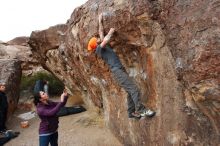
[[112, 68, 145, 115]]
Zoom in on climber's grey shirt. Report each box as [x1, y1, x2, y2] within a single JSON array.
[[95, 45, 123, 71]]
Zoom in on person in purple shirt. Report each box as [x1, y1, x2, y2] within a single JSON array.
[[34, 89, 68, 146]]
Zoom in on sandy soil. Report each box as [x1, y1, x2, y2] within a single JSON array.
[[5, 109, 122, 146]]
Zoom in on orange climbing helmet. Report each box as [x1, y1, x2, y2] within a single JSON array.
[[87, 37, 97, 51]]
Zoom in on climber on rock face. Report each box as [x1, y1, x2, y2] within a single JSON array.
[[87, 13, 156, 119]]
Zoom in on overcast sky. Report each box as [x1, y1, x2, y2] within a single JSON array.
[[0, 0, 87, 42]]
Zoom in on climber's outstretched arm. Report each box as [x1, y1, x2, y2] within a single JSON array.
[[100, 28, 115, 48], [99, 14, 104, 41], [98, 13, 115, 48]]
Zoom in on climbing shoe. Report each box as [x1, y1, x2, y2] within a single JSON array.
[[139, 109, 156, 118], [128, 112, 141, 120]]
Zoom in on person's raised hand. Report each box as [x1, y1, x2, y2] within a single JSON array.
[[63, 88, 68, 95], [60, 89, 67, 102]]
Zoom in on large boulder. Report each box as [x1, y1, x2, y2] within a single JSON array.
[[29, 0, 220, 145], [0, 37, 42, 75], [0, 59, 22, 116], [0, 38, 42, 116]]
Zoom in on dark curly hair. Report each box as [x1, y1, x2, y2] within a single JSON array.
[[33, 92, 41, 106]]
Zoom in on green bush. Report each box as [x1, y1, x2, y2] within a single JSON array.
[[20, 72, 64, 95]]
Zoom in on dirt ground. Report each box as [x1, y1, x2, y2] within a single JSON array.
[[5, 109, 122, 146]]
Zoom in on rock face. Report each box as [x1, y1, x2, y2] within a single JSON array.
[[0, 37, 42, 75], [0, 37, 44, 117], [0, 59, 22, 116], [29, 0, 220, 145]]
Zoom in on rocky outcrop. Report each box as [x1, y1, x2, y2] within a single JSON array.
[[0, 59, 22, 116], [0, 38, 47, 116], [163, 0, 220, 137], [0, 37, 42, 75], [29, 0, 220, 145]]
